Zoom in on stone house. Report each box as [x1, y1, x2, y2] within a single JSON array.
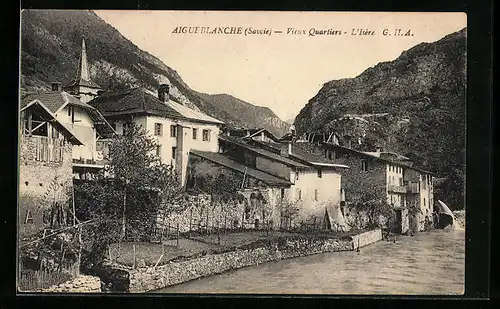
[[292, 141, 434, 233], [21, 86, 115, 180], [186, 135, 348, 231], [88, 85, 224, 186], [18, 100, 83, 239]]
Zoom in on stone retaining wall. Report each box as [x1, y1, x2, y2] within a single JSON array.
[[128, 229, 382, 293], [39, 275, 101, 293]]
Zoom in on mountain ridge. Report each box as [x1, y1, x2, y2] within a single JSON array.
[[294, 28, 466, 209], [20, 10, 289, 137]]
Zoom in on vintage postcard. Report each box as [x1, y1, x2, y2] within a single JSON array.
[[18, 10, 466, 295]]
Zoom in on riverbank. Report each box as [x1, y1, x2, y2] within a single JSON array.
[[157, 229, 465, 294], [120, 228, 382, 292]]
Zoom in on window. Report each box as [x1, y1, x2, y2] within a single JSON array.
[[361, 160, 368, 171], [296, 171, 299, 181], [154, 123, 163, 136], [172, 147, 177, 160], [192, 128, 198, 140], [399, 177, 403, 186], [314, 189, 319, 202], [297, 189, 302, 201], [202, 129, 210, 141], [170, 125, 177, 137], [280, 189, 285, 200], [328, 150, 333, 160], [317, 168, 322, 178], [110, 123, 117, 131], [156, 145, 162, 158], [423, 198, 426, 207]]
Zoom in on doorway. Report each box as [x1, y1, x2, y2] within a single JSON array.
[[394, 209, 402, 234]]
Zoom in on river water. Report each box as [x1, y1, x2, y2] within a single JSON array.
[[158, 229, 465, 295]]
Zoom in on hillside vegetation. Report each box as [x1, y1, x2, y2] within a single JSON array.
[[20, 10, 289, 137], [295, 29, 466, 209]]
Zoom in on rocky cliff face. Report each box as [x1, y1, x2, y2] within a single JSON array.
[[295, 29, 466, 209], [20, 10, 288, 136]]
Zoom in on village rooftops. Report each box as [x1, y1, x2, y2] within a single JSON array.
[[219, 135, 309, 169], [20, 99, 84, 145], [190, 150, 292, 187], [288, 141, 349, 169], [88, 87, 224, 125], [228, 127, 280, 142], [20, 91, 116, 137], [321, 142, 434, 175]]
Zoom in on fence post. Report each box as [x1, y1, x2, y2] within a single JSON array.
[[176, 223, 180, 247], [133, 244, 136, 269], [189, 208, 192, 234]]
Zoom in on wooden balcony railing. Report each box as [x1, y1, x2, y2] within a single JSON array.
[[388, 185, 408, 194], [407, 181, 420, 194], [29, 136, 64, 163]]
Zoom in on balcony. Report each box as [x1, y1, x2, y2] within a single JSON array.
[[388, 185, 408, 194], [72, 158, 105, 169], [407, 181, 420, 194]]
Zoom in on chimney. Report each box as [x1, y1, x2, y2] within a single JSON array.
[[158, 84, 170, 102], [51, 82, 61, 92]]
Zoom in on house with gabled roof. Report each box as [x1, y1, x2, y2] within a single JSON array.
[[88, 84, 224, 186], [18, 99, 84, 238], [286, 138, 435, 234], [186, 134, 349, 231], [20, 85, 115, 180]]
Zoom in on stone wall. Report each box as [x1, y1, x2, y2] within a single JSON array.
[[350, 228, 382, 248], [38, 275, 101, 293], [19, 135, 74, 239], [157, 190, 280, 233], [128, 229, 382, 293]]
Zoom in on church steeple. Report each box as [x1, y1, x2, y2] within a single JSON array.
[[64, 38, 102, 103], [76, 38, 91, 82]]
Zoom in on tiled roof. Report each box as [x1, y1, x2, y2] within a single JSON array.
[[21, 91, 93, 114], [321, 142, 434, 174], [20, 91, 115, 137], [20, 100, 83, 145], [89, 87, 223, 125], [219, 135, 309, 168], [190, 150, 292, 187]]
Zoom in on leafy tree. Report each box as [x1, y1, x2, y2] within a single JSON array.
[[75, 122, 183, 270]]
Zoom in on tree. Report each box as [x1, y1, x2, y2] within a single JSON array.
[[75, 123, 183, 270]]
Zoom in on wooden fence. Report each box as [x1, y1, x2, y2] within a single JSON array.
[[18, 261, 79, 292]]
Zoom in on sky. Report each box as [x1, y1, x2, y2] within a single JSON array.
[[95, 11, 466, 121]]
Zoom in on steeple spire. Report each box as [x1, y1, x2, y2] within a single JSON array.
[[76, 38, 91, 82], [64, 38, 102, 103]]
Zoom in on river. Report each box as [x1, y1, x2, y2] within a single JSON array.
[[157, 229, 465, 295]]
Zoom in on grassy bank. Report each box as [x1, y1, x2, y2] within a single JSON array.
[[109, 229, 370, 268]]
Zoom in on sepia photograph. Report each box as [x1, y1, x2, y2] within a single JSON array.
[[18, 10, 466, 295]]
